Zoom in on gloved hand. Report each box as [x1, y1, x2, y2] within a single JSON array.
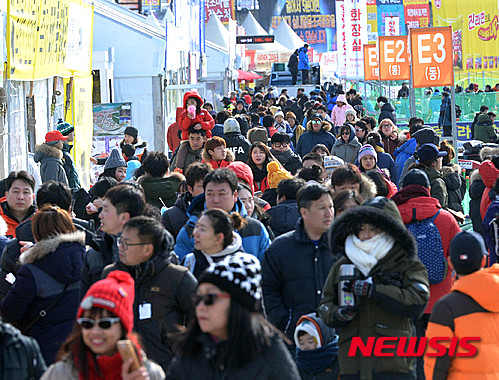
[[343, 280, 374, 298], [334, 306, 359, 323]]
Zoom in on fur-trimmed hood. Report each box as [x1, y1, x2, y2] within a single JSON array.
[[34, 143, 63, 162], [441, 163, 461, 176], [469, 168, 482, 185], [20, 231, 86, 283], [359, 174, 377, 200], [480, 146, 499, 161], [328, 197, 417, 261], [306, 120, 332, 132]]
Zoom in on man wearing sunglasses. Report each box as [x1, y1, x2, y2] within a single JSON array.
[[270, 132, 303, 175], [103, 216, 197, 372], [295, 114, 336, 158]]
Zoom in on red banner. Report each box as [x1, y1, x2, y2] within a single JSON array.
[[205, 0, 235, 24]]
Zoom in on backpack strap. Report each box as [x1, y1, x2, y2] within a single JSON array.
[[429, 209, 441, 223], [23, 283, 69, 334]]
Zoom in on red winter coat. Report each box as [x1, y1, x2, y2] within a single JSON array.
[[385, 178, 398, 198], [480, 160, 499, 219], [167, 107, 183, 153], [393, 185, 461, 313], [178, 91, 214, 140]]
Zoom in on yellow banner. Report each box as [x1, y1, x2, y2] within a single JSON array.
[[432, 0, 499, 72], [7, 0, 93, 80], [65, 76, 93, 189]]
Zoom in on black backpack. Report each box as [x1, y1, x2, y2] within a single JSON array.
[[0, 322, 46, 380], [455, 105, 462, 119]]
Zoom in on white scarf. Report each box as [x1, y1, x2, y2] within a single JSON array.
[[344, 232, 395, 277]]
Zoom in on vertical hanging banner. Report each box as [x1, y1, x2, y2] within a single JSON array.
[[363, 44, 379, 80], [335, 0, 347, 78], [410, 26, 454, 88], [379, 35, 410, 81], [343, 0, 368, 79]]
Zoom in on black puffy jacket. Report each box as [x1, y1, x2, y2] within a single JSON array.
[[267, 200, 300, 237], [224, 132, 251, 162], [162, 192, 192, 239], [167, 332, 300, 379], [442, 164, 465, 213], [469, 171, 486, 235], [378, 102, 397, 125], [103, 248, 197, 373], [262, 218, 334, 341]]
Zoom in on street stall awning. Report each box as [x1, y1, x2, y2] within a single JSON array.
[[236, 69, 263, 81]]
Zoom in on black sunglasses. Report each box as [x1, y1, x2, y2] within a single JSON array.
[[77, 317, 121, 330], [192, 293, 231, 306]]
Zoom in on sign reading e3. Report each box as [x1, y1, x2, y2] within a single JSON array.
[[363, 44, 379, 81], [410, 26, 454, 88]]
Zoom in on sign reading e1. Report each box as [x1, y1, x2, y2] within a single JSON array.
[[236, 35, 275, 44]]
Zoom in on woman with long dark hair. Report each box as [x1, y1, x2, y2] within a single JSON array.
[[168, 253, 300, 379], [183, 209, 245, 279], [41, 271, 164, 379], [247, 142, 275, 193]]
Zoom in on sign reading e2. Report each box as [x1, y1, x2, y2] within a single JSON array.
[[410, 26, 453, 88], [379, 36, 410, 81]]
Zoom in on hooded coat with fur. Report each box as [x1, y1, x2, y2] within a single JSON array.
[[331, 125, 361, 164], [295, 121, 336, 157], [469, 169, 485, 234], [34, 143, 69, 186], [318, 198, 429, 380], [0, 232, 85, 365], [441, 164, 466, 213], [202, 147, 234, 169]]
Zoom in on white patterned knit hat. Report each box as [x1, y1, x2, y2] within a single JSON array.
[[199, 253, 262, 311]]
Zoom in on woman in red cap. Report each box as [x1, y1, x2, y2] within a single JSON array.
[[41, 271, 164, 380]]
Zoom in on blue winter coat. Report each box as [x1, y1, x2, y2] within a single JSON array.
[[295, 128, 336, 158], [298, 47, 310, 70], [174, 194, 270, 261], [267, 200, 300, 237], [393, 138, 417, 184], [0, 232, 85, 365], [262, 218, 335, 341]]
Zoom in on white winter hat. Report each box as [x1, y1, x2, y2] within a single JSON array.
[[224, 118, 241, 133]]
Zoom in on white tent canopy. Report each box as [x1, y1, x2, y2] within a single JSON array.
[[241, 12, 288, 51], [205, 11, 229, 50], [271, 19, 305, 51]]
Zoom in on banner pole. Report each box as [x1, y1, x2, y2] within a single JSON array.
[[450, 84, 458, 162], [409, 62, 416, 119]]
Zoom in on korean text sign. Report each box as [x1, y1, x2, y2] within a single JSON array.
[[410, 26, 454, 88], [363, 44, 379, 80], [379, 35, 410, 80]]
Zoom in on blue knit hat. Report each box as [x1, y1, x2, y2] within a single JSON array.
[[56, 118, 74, 136], [358, 144, 377, 162]]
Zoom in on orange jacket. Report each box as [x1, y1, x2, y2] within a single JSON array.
[[0, 198, 35, 238], [425, 264, 499, 380]]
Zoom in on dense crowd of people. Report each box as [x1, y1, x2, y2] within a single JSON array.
[[0, 82, 499, 379]]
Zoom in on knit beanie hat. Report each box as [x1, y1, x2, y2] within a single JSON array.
[[205, 136, 226, 152], [56, 118, 74, 136], [124, 126, 138, 139], [450, 231, 486, 275], [275, 111, 284, 118], [78, 271, 135, 333], [224, 118, 241, 134], [285, 111, 296, 121], [400, 169, 430, 188], [358, 144, 377, 163], [345, 109, 357, 118], [104, 148, 127, 171], [248, 127, 268, 145], [199, 253, 261, 312], [294, 317, 322, 348], [267, 161, 293, 189], [227, 161, 255, 194]]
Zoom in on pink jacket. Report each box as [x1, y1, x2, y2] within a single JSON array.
[[331, 94, 354, 126]]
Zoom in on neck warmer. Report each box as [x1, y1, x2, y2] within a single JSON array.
[[295, 339, 339, 375], [252, 166, 268, 182], [270, 148, 294, 164], [345, 232, 395, 277], [391, 184, 430, 205]]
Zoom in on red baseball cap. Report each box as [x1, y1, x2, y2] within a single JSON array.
[[45, 130, 69, 143]]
